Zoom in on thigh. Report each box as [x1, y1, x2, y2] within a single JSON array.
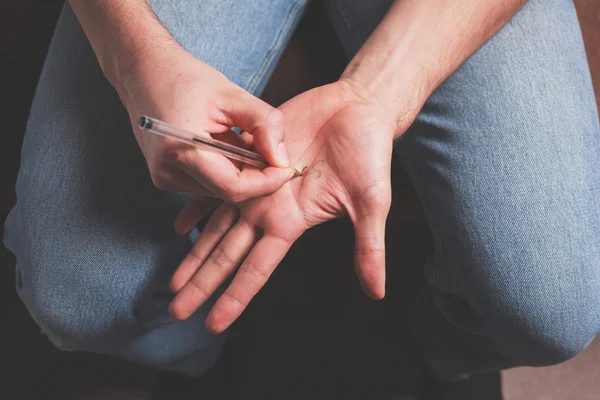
[[4, 0, 306, 355], [398, 0, 600, 341], [328, 0, 600, 356], [149, 0, 307, 94]]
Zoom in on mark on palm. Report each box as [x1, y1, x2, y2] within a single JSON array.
[[299, 160, 325, 179], [312, 160, 324, 178]]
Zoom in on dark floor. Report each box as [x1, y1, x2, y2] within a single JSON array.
[[2, 1, 599, 399]]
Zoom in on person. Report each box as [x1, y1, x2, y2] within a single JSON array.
[[4, 0, 599, 395]]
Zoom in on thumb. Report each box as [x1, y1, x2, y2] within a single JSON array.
[[352, 210, 389, 300], [221, 88, 289, 168]]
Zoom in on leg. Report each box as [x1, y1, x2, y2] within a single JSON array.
[[3, 0, 307, 376], [327, 0, 600, 375]]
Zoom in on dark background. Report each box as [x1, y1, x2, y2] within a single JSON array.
[[1, 1, 599, 399]]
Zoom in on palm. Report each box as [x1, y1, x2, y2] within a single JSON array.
[[247, 85, 393, 236], [170, 82, 396, 332]]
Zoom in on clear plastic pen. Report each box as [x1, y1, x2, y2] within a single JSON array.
[[138, 116, 302, 176]]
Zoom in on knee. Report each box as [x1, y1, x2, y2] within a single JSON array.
[[15, 260, 138, 352], [510, 312, 597, 366], [5, 186, 161, 353], [15, 254, 222, 376], [483, 272, 599, 366], [445, 197, 600, 367]]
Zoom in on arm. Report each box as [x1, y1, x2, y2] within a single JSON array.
[[341, 0, 526, 138], [68, 0, 174, 98], [68, 0, 293, 202], [167, 0, 528, 331]]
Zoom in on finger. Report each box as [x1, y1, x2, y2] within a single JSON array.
[[165, 129, 292, 202], [206, 234, 292, 333], [170, 203, 238, 294], [213, 128, 254, 149], [169, 221, 258, 321], [155, 180, 213, 197], [208, 129, 254, 170], [179, 153, 295, 203], [174, 196, 222, 235], [352, 211, 389, 300], [151, 165, 215, 197], [221, 88, 289, 167]]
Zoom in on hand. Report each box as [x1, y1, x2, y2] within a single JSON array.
[[118, 43, 295, 202], [169, 80, 418, 332]]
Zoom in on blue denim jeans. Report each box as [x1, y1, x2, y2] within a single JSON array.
[[4, 0, 599, 378]]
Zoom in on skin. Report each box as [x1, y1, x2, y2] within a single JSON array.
[[69, 0, 527, 334], [169, 81, 399, 331], [69, 0, 295, 203], [169, 0, 527, 333]]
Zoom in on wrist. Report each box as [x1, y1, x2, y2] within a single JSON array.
[[339, 61, 427, 140], [69, 0, 179, 100], [105, 24, 181, 104], [113, 38, 181, 106]]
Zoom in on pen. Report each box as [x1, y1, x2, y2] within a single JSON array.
[[138, 116, 302, 177]]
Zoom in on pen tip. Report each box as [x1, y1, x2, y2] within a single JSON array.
[[293, 169, 303, 177]]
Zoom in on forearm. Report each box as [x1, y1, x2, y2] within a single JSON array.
[[69, 0, 178, 94], [341, 0, 526, 138]]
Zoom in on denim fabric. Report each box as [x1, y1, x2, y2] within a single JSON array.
[[4, 0, 600, 378], [3, 0, 307, 376], [327, 0, 600, 377]]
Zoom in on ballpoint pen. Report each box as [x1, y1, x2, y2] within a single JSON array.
[[138, 116, 302, 177]]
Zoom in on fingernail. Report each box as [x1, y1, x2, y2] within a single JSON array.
[[277, 142, 290, 167]]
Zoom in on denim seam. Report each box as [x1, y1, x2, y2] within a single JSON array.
[[245, 0, 305, 95]]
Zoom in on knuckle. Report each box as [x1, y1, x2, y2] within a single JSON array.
[[187, 249, 206, 265], [235, 218, 253, 232], [166, 148, 196, 171], [264, 108, 284, 129], [355, 246, 385, 257], [222, 291, 248, 308], [222, 184, 245, 204], [205, 219, 228, 236], [359, 181, 392, 211], [207, 247, 235, 270], [238, 262, 269, 284], [188, 277, 211, 299], [208, 203, 237, 227]]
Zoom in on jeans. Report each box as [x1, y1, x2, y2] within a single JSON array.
[[4, 0, 599, 378]]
